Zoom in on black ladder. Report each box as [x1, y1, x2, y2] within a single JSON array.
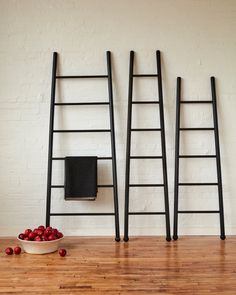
[[124, 51, 171, 242], [45, 51, 120, 242], [173, 76, 225, 240]]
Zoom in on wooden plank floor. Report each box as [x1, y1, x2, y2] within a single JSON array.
[[0, 236, 236, 294]]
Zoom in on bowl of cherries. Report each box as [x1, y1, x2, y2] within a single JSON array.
[[17, 226, 64, 254]]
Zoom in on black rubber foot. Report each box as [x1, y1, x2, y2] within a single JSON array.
[[115, 237, 120, 242], [123, 237, 129, 242], [220, 235, 226, 240], [166, 236, 171, 242], [173, 235, 178, 240]]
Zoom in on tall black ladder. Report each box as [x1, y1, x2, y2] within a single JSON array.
[[124, 51, 171, 242], [45, 51, 120, 242], [173, 76, 225, 240]]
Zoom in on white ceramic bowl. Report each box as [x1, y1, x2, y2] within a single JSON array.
[[17, 237, 64, 254]]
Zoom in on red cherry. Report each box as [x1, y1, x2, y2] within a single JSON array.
[[48, 234, 57, 241], [37, 230, 43, 236], [51, 229, 58, 235], [5, 247, 13, 255], [24, 229, 32, 237], [34, 229, 43, 236], [44, 229, 52, 237], [28, 232, 36, 240], [18, 233, 25, 240], [14, 246, 21, 255], [58, 248, 67, 257], [34, 236, 42, 242], [38, 225, 45, 231], [46, 226, 52, 231], [24, 237, 30, 241], [33, 229, 39, 235], [57, 232, 63, 239]]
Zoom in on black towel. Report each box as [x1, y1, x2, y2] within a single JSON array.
[[65, 156, 97, 200]]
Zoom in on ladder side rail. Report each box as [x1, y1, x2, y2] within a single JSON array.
[[156, 50, 171, 241], [46, 52, 58, 226], [124, 51, 134, 242], [211, 76, 226, 240], [173, 77, 181, 240], [106, 51, 120, 242]]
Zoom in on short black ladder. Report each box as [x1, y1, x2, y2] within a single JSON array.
[[45, 51, 120, 242], [173, 76, 225, 240], [124, 51, 171, 242]]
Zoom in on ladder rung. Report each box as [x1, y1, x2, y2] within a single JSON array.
[[129, 212, 166, 215], [55, 102, 109, 106], [180, 128, 214, 131], [132, 101, 159, 104], [129, 184, 164, 187], [130, 156, 162, 159], [178, 210, 220, 214], [131, 128, 161, 132], [180, 100, 213, 104], [51, 184, 114, 188], [50, 212, 115, 216], [53, 129, 111, 133], [56, 75, 108, 79], [178, 182, 218, 186], [52, 157, 112, 160], [179, 155, 216, 158], [133, 74, 158, 77]]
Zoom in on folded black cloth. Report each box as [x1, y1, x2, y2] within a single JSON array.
[[65, 156, 97, 200]]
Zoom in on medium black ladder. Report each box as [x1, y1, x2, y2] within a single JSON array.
[[45, 51, 120, 242], [173, 76, 225, 240], [124, 50, 171, 242]]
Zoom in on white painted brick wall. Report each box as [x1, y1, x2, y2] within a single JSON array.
[[0, 0, 236, 236]]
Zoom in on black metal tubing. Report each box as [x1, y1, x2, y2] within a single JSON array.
[[56, 75, 108, 79], [46, 52, 58, 227], [46, 52, 120, 241], [180, 128, 214, 131], [179, 182, 218, 186], [124, 50, 171, 242], [51, 184, 114, 188], [131, 128, 161, 132], [55, 102, 109, 106], [129, 184, 164, 187], [180, 100, 213, 104], [124, 51, 134, 242], [173, 77, 181, 240], [132, 101, 159, 104], [178, 210, 220, 214], [130, 156, 162, 159], [211, 76, 226, 240], [173, 76, 226, 240], [129, 212, 166, 215], [52, 157, 112, 160], [179, 155, 216, 158], [156, 50, 171, 241], [51, 213, 115, 216], [106, 51, 120, 242], [53, 129, 111, 133]]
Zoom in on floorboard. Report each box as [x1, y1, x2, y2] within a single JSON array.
[[0, 236, 235, 294]]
